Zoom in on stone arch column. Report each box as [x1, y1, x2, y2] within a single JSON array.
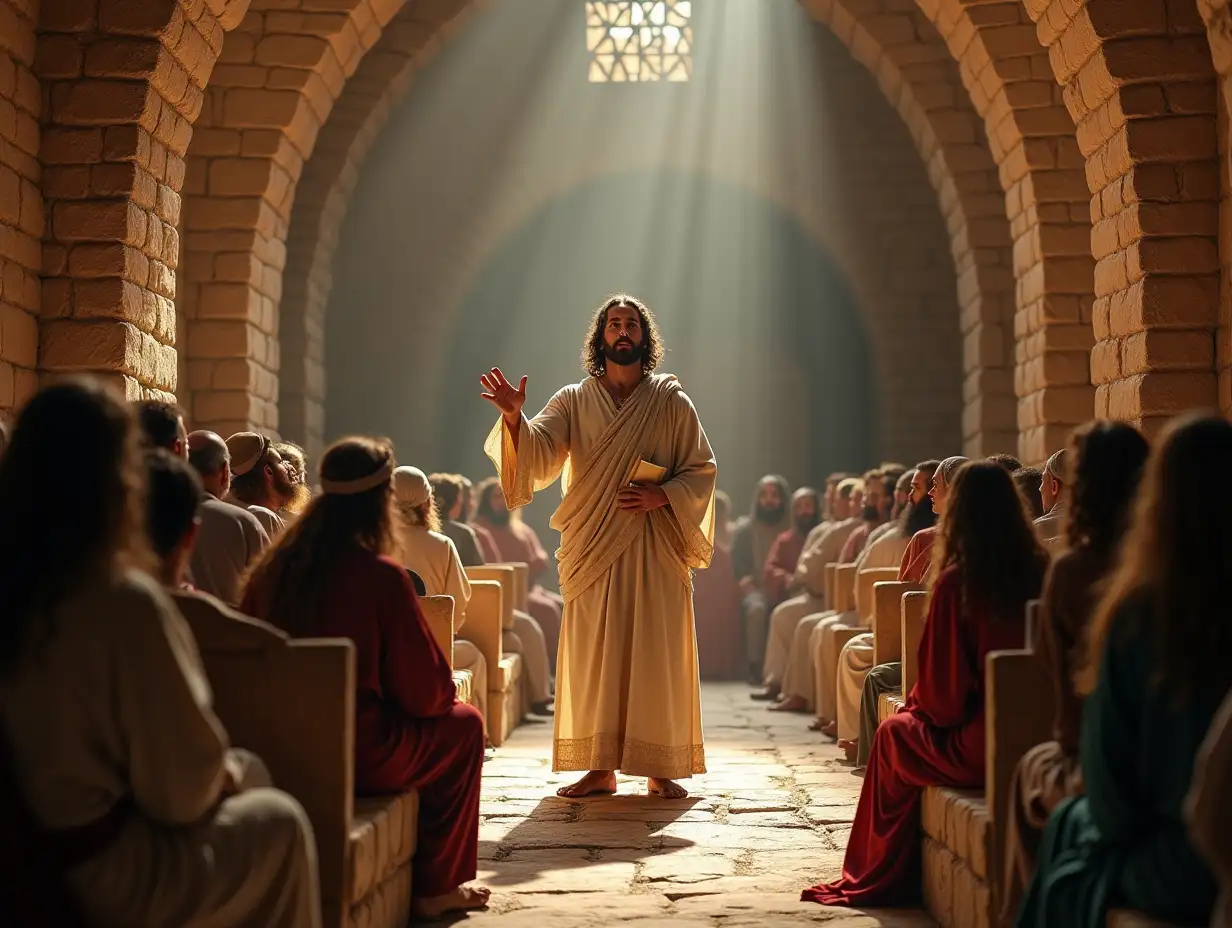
[[1197, 0, 1232, 417], [35, 0, 250, 406], [1027, 0, 1220, 436], [900, 0, 1097, 462], [178, 0, 478, 438], [0, 0, 38, 415], [804, 0, 1020, 457]]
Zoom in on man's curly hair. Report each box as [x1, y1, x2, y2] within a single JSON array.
[[581, 293, 665, 378]]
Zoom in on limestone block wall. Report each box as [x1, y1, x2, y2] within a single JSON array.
[[0, 0, 1222, 464]]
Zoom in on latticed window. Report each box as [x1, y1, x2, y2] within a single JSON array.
[[585, 1, 693, 83]]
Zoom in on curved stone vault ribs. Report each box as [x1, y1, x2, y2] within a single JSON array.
[[1, 0, 1226, 464]]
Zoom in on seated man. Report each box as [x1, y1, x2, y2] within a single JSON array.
[[473, 477, 563, 674], [401, 468, 553, 716], [134, 398, 188, 458], [224, 432, 296, 538], [729, 474, 793, 683], [1033, 449, 1066, 544], [774, 476, 865, 714], [834, 461, 938, 759], [431, 472, 485, 567], [187, 430, 271, 605], [0, 382, 319, 927]]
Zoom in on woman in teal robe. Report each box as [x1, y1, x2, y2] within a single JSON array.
[[1016, 413, 1232, 928]]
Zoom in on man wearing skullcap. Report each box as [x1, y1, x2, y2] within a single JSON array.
[[225, 432, 295, 538]]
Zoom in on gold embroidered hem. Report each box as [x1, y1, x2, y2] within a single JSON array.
[[553, 734, 707, 780]]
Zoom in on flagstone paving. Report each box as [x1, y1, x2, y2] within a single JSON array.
[[467, 682, 934, 927]]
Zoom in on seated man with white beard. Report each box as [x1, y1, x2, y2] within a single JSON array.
[[399, 468, 555, 717]]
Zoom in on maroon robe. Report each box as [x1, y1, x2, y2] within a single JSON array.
[[476, 516, 563, 666], [470, 521, 503, 564], [762, 528, 806, 607], [241, 548, 483, 898], [692, 543, 743, 680], [802, 565, 1025, 906]]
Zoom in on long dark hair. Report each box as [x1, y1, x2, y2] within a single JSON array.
[[242, 437, 397, 636], [930, 461, 1049, 622], [581, 293, 665, 378], [0, 379, 149, 676], [1080, 413, 1232, 701], [1062, 420, 1149, 557]]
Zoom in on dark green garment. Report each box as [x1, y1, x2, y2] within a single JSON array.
[[1016, 599, 1219, 928]]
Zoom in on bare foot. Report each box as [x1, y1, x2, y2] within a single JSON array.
[[556, 770, 617, 798], [769, 694, 807, 712], [411, 884, 490, 920], [820, 721, 838, 738], [807, 718, 830, 731], [648, 777, 689, 798], [838, 738, 858, 763], [750, 685, 780, 701]]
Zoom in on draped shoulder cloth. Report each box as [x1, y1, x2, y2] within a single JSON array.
[[485, 373, 716, 602]]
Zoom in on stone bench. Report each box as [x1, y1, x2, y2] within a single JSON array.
[[461, 574, 524, 746], [179, 599, 419, 928]]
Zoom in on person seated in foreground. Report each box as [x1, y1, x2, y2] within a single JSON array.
[[393, 465, 493, 722], [0, 379, 320, 927], [804, 461, 1048, 906], [240, 436, 490, 919], [1001, 421, 1149, 920], [1016, 413, 1232, 928], [834, 461, 939, 760], [1188, 688, 1232, 928]]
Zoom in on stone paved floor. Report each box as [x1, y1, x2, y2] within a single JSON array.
[[468, 682, 934, 927]]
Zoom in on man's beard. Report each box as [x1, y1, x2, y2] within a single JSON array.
[[861, 504, 880, 523], [795, 514, 820, 535], [270, 468, 297, 506], [484, 508, 511, 527], [603, 340, 643, 367], [902, 497, 937, 536], [755, 503, 785, 525]]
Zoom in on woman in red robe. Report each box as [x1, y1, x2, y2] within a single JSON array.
[[241, 436, 490, 920], [803, 460, 1048, 906]]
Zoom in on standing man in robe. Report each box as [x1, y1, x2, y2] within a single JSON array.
[[481, 294, 717, 800]]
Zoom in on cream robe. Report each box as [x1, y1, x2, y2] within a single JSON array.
[[487, 373, 716, 779], [0, 569, 319, 927]]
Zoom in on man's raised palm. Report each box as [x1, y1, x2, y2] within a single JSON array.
[[480, 368, 528, 419]]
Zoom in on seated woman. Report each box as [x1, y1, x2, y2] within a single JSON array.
[[1016, 413, 1232, 928], [1001, 421, 1149, 920], [1187, 689, 1232, 928], [803, 460, 1048, 906], [394, 465, 491, 723], [241, 437, 490, 919], [0, 379, 319, 927]]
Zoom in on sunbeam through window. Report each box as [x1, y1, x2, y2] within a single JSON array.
[[585, 1, 692, 83]]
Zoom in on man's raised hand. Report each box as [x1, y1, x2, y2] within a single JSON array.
[[480, 368, 528, 420]]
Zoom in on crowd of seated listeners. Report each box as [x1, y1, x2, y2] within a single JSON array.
[[691, 410, 1232, 927], [0, 377, 511, 923]]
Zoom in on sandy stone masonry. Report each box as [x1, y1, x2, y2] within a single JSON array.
[[4, 0, 1229, 455], [470, 683, 934, 928]]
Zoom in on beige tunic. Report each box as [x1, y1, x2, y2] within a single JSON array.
[[399, 525, 472, 622], [190, 495, 270, 606], [487, 373, 716, 779], [0, 569, 318, 927]]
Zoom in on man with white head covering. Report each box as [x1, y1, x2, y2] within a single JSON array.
[[395, 467, 554, 717], [1034, 448, 1067, 544], [225, 432, 294, 538], [393, 466, 491, 725], [187, 430, 271, 605]]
